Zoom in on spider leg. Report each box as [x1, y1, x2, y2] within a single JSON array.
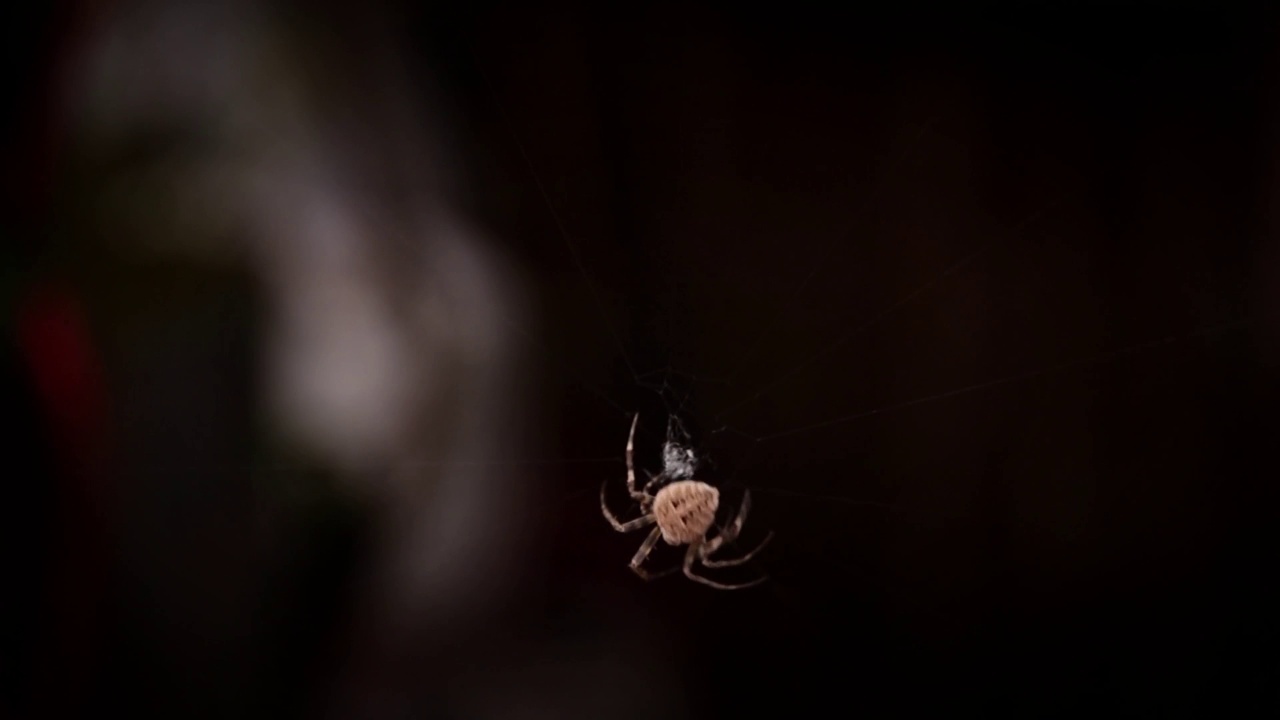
[[702, 531, 774, 568], [702, 488, 754, 555], [641, 471, 665, 497], [682, 541, 767, 591], [625, 413, 647, 501], [601, 481, 655, 532], [629, 526, 678, 581]]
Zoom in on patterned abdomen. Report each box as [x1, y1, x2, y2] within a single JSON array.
[[652, 480, 720, 545]]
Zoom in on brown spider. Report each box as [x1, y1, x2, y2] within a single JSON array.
[[601, 413, 773, 590]]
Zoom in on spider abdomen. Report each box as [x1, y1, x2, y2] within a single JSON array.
[[652, 480, 719, 545]]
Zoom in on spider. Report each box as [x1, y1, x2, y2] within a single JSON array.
[[601, 413, 773, 590]]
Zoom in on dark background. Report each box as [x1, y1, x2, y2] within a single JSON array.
[[4, 1, 1280, 716]]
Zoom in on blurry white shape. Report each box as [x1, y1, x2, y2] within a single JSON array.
[[58, 1, 681, 717], [256, 178, 424, 477], [63, 0, 537, 618]]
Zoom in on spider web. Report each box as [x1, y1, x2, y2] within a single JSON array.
[[454, 9, 1271, 715], [473, 41, 1254, 607]]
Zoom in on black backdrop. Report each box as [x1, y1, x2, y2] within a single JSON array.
[[443, 3, 1280, 714], [4, 1, 1280, 716]]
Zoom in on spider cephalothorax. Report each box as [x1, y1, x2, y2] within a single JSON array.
[[660, 421, 699, 481], [601, 413, 772, 590]]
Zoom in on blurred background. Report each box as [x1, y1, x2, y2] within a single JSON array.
[[3, 0, 1279, 716]]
